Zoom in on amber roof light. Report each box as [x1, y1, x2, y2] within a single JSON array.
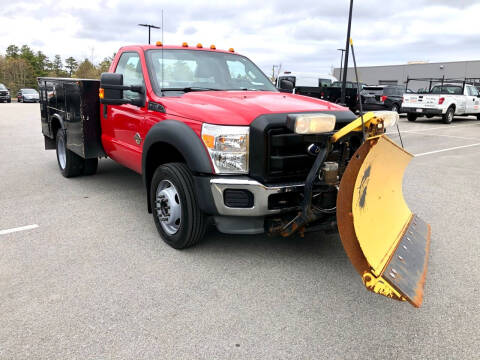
[[210, 44, 216, 50], [228, 47, 234, 52], [156, 41, 163, 46], [182, 42, 188, 47], [196, 43, 203, 48]]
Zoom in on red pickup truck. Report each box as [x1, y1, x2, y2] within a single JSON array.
[[38, 43, 431, 307]]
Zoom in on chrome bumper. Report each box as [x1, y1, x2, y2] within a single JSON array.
[[210, 177, 304, 216]]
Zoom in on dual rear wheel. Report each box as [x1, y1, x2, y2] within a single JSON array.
[[55, 129, 98, 177]]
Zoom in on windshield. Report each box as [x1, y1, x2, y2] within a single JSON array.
[[22, 89, 38, 94], [431, 85, 463, 94], [146, 49, 277, 94], [0, 84, 6, 90]]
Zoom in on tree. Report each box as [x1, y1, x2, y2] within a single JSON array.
[[5, 45, 20, 59], [97, 56, 113, 74], [65, 57, 78, 77], [52, 55, 64, 76], [74, 58, 98, 79]]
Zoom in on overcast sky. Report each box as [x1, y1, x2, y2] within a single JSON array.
[[1, 0, 479, 76]]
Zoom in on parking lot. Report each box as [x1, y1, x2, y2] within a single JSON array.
[[1, 103, 479, 359]]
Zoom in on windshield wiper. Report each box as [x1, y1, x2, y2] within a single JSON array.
[[161, 87, 221, 93]]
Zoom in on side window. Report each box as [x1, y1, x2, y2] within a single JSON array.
[[115, 52, 144, 100], [468, 86, 478, 96]]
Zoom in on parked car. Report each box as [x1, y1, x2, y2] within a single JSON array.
[[402, 83, 480, 123], [0, 83, 11, 103], [360, 85, 406, 113], [17, 88, 40, 103]]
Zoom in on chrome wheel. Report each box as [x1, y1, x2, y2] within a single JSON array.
[[57, 134, 66, 169], [155, 180, 182, 235], [448, 110, 453, 122]]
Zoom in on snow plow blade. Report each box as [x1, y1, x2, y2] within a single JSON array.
[[337, 135, 431, 307]]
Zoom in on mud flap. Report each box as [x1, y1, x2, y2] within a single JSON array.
[[337, 135, 431, 307]]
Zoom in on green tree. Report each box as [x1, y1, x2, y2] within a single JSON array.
[[5, 45, 20, 58], [52, 55, 65, 76], [74, 58, 98, 79], [97, 56, 113, 74], [65, 57, 78, 77]]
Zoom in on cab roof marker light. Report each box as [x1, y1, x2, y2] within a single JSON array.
[[182, 42, 188, 47], [196, 43, 203, 48], [156, 41, 163, 46], [228, 47, 234, 52], [210, 44, 216, 50]]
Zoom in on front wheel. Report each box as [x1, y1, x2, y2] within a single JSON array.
[[407, 113, 417, 122], [150, 163, 207, 249], [442, 107, 454, 124], [56, 129, 84, 177]]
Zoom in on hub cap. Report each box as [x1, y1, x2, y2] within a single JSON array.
[[155, 180, 182, 235], [57, 135, 66, 169]]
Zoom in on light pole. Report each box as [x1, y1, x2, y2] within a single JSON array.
[[340, 0, 354, 104], [337, 48, 345, 82], [138, 24, 161, 45]]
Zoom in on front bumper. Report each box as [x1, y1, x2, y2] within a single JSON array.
[[210, 177, 304, 216]]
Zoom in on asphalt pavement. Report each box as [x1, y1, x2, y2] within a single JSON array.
[[1, 103, 479, 359]]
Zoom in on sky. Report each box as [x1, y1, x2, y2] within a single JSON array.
[[1, 0, 479, 77]]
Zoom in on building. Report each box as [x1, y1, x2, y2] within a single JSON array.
[[333, 60, 480, 91]]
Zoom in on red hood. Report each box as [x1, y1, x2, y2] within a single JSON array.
[[159, 91, 350, 125]]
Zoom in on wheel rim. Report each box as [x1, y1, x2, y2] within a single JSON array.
[[57, 135, 66, 169], [392, 105, 398, 112], [155, 180, 182, 235], [448, 110, 453, 122]]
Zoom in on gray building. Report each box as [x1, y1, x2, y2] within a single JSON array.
[[333, 60, 480, 91]]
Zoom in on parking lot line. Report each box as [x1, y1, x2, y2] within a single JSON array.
[[386, 122, 480, 135], [0, 224, 39, 235], [414, 143, 480, 157], [405, 132, 477, 140]]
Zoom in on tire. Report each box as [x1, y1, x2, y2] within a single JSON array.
[[391, 104, 399, 113], [407, 113, 417, 122], [476, 114, 480, 120], [56, 129, 84, 177], [150, 162, 207, 249], [83, 158, 98, 175], [442, 107, 455, 124], [7, 98, 11, 103]]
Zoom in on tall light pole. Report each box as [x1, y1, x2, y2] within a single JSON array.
[[340, 0, 354, 104], [337, 48, 345, 82], [138, 24, 161, 45]]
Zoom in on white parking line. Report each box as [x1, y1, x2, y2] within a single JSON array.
[[0, 224, 39, 235], [414, 143, 480, 157], [386, 122, 480, 135]]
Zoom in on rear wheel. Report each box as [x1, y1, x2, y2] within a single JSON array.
[[391, 104, 399, 113], [442, 107, 455, 124], [56, 129, 84, 177], [150, 163, 207, 249], [407, 113, 417, 122]]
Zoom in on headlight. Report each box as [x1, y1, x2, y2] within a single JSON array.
[[372, 111, 399, 128], [201, 123, 249, 174], [286, 113, 336, 134]]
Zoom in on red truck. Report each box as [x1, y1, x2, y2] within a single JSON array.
[[38, 43, 431, 307]]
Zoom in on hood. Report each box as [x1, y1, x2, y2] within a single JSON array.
[[160, 91, 351, 126]]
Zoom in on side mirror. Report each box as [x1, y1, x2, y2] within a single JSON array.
[[100, 72, 145, 107], [279, 79, 294, 92]]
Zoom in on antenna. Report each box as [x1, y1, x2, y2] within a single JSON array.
[[161, 9, 164, 92]]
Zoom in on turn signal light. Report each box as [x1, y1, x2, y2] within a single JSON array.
[[438, 97, 445, 105], [182, 42, 188, 47], [210, 44, 216, 49], [202, 134, 215, 149], [99, 88, 104, 99], [228, 47, 234, 52], [156, 41, 163, 46]]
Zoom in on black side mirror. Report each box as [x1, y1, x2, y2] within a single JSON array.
[[100, 72, 145, 107], [279, 79, 294, 92]]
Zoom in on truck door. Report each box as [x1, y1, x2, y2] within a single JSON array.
[[102, 51, 146, 173], [465, 85, 480, 114]]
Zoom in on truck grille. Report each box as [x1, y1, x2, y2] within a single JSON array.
[[0, 91, 7, 96]]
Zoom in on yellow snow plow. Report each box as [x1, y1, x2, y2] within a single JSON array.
[[334, 112, 431, 307], [268, 111, 430, 307]]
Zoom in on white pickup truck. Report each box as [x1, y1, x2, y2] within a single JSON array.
[[402, 83, 480, 124]]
